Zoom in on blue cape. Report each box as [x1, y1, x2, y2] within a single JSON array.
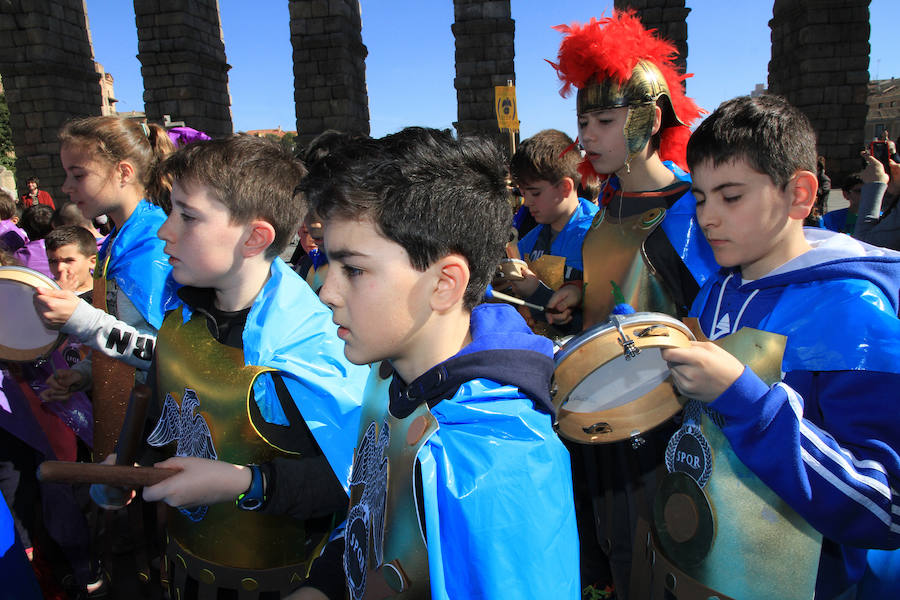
[[517, 196, 598, 272], [178, 258, 368, 490], [100, 199, 180, 329], [396, 304, 580, 598]]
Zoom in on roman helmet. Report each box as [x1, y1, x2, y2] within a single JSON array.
[[548, 10, 703, 178]]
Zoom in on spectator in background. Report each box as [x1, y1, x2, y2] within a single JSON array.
[[0, 187, 27, 252], [13, 204, 53, 277], [823, 173, 863, 233], [51, 201, 107, 250], [854, 150, 900, 251], [19, 176, 55, 210]]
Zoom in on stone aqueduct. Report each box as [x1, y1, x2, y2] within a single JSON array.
[[0, 0, 872, 197]]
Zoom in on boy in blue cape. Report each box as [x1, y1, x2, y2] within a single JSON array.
[[289, 129, 580, 599], [93, 135, 368, 598], [507, 128, 598, 334], [659, 95, 900, 599]]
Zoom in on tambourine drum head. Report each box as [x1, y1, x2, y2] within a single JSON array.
[[564, 348, 672, 413], [0, 266, 62, 361], [553, 312, 693, 444]]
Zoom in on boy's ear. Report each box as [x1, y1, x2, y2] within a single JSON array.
[[650, 104, 663, 136], [786, 170, 818, 220], [558, 176, 575, 198], [431, 253, 470, 313], [88, 253, 97, 269], [242, 219, 276, 258]]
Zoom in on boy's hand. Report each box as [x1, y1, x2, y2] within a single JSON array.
[[661, 341, 745, 403], [508, 265, 541, 298], [545, 284, 582, 325], [142, 457, 251, 508], [89, 453, 137, 510], [41, 369, 85, 402], [34, 287, 82, 328]]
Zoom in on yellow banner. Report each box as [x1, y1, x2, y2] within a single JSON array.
[[494, 85, 518, 131]]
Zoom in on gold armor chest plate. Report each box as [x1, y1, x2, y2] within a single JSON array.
[[344, 366, 438, 599], [652, 323, 822, 599], [581, 206, 677, 328], [154, 310, 316, 570]]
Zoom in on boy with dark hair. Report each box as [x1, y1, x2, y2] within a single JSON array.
[[45, 226, 97, 296], [508, 128, 597, 333], [290, 129, 580, 599], [654, 94, 900, 599], [91, 135, 369, 598]]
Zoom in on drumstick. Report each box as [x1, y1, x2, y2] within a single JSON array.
[[37, 461, 179, 487], [488, 288, 560, 313]]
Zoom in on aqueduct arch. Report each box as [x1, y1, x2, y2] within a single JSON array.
[[0, 0, 873, 199]]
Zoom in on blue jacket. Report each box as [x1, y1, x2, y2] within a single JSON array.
[[176, 258, 368, 490], [518, 196, 598, 273], [375, 303, 580, 599], [691, 229, 900, 597]]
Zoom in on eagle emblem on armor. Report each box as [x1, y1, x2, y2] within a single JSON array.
[[147, 388, 217, 521], [344, 420, 390, 600]]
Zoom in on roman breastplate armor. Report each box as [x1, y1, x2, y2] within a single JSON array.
[[582, 207, 677, 328], [153, 309, 319, 571], [344, 365, 439, 599], [640, 322, 821, 599], [91, 251, 135, 461]]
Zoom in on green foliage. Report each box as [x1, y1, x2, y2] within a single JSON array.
[[0, 93, 14, 175], [280, 132, 296, 155]]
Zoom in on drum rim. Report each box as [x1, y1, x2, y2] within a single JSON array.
[[554, 311, 693, 366], [0, 265, 61, 290], [0, 265, 63, 361]]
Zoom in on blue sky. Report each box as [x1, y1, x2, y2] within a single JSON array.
[[84, 1, 899, 141]]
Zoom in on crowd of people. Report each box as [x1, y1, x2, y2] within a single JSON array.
[[1, 9, 899, 600]]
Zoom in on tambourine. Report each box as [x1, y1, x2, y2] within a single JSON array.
[[0, 266, 64, 362], [552, 312, 694, 444]]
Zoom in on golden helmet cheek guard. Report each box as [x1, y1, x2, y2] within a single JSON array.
[[577, 60, 685, 168]]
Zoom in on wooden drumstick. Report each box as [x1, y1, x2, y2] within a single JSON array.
[[487, 287, 562, 314], [37, 462, 179, 487]]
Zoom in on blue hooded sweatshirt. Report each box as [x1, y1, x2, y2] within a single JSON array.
[[691, 229, 900, 598]]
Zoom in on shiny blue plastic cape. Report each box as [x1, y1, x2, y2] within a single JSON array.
[[179, 258, 368, 490], [518, 196, 598, 272], [0, 489, 42, 598], [100, 199, 180, 329], [419, 379, 580, 599], [657, 161, 718, 288]]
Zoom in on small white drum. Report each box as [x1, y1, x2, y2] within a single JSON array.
[[552, 312, 694, 444], [0, 266, 64, 361]]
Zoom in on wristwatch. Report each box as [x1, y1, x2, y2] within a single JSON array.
[[236, 464, 266, 511]]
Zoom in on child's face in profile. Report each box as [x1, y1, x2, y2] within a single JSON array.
[[157, 180, 252, 289], [319, 216, 435, 368], [47, 243, 96, 292], [517, 178, 566, 226], [577, 108, 629, 174], [60, 143, 120, 221], [692, 158, 798, 280]]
